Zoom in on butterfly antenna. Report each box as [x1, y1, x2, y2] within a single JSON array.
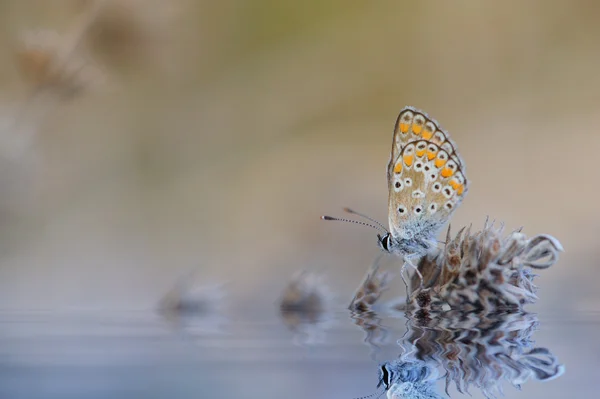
[[352, 388, 385, 399], [321, 216, 387, 234], [343, 208, 389, 233]]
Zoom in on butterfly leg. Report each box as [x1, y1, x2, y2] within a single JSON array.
[[400, 257, 424, 300]]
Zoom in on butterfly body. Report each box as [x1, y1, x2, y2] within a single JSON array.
[[377, 228, 437, 258]]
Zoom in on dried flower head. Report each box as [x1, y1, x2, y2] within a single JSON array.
[[279, 271, 335, 345], [349, 260, 393, 312], [15, 29, 105, 100], [279, 271, 332, 315], [407, 219, 563, 313], [75, 0, 179, 70], [158, 271, 226, 315]]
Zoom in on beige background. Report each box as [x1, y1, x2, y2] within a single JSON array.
[[0, 0, 597, 311]]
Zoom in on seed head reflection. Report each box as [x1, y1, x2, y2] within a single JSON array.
[[375, 311, 564, 399]]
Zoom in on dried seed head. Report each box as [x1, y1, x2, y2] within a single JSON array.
[[409, 220, 562, 312], [521, 234, 564, 269], [76, 0, 180, 70], [15, 29, 105, 100], [280, 271, 333, 317], [279, 271, 335, 345], [349, 261, 392, 312], [498, 231, 528, 264], [158, 274, 226, 315]]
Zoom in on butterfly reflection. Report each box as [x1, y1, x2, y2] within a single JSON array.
[[373, 311, 564, 399]]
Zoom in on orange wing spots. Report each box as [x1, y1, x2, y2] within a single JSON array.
[[423, 122, 435, 140], [434, 158, 447, 168], [449, 178, 464, 194], [412, 115, 425, 135], [394, 162, 403, 174], [426, 145, 438, 160], [441, 167, 455, 178], [411, 123, 423, 135], [399, 111, 414, 134], [403, 154, 414, 167], [415, 142, 427, 157]]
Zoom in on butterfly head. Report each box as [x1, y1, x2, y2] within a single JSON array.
[[377, 363, 393, 390], [377, 230, 437, 258], [377, 232, 391, 252], [349, 364, 392, 399]]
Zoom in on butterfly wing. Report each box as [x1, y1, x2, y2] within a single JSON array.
[[387, 107, 463, 181], [387, 107, 468, 240]]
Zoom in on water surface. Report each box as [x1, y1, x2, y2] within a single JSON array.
[[1, 308, 596, 399]]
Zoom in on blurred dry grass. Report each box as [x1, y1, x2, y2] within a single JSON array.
[[0, 0, 598, 310]]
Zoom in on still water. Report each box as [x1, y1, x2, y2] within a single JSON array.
[[0, 307, 596, 399]]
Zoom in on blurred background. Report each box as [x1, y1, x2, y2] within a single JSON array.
[[0, 0, 597, 313], [2, 2, 600, 398]]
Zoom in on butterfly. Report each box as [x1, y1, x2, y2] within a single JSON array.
[[351, 360, 439, 399], [322, 106, 469, 287]]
